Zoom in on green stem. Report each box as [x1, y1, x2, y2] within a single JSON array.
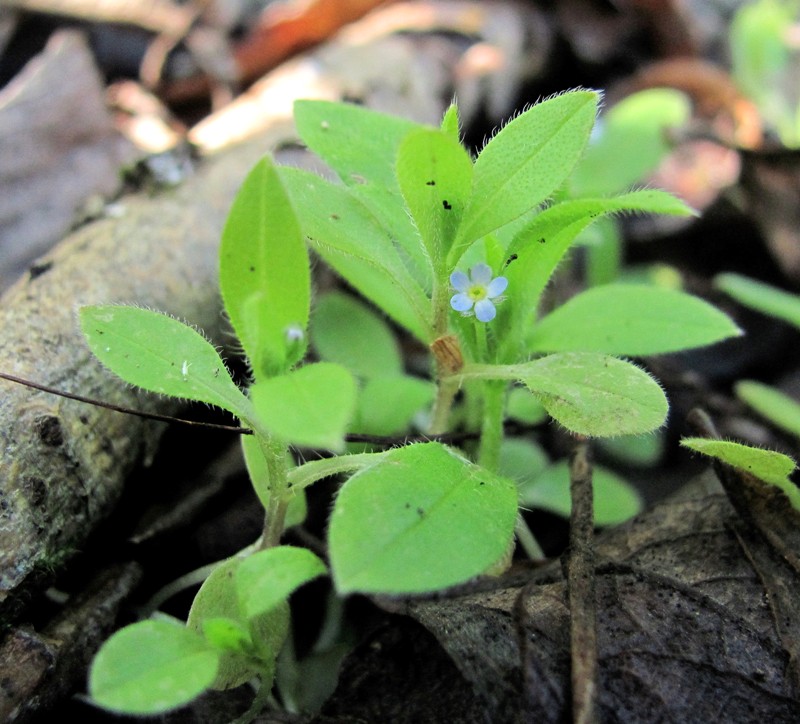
[[430, 377, 458, 435], [256, 433, 290, 550], [515, 515, 545, 561], [232, 671, 277, 724], [287, 452, 386, 491], [477, 379, 505, 472]]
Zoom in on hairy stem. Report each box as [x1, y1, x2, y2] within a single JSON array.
[[478, 379, 505, 471], [256, 433, 290, 549]]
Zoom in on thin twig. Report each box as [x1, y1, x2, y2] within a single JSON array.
[[0, 371, 250, 433], [568, 440, 598, 724], [0, 371, 484, 445]]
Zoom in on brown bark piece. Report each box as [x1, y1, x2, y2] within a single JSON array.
[[0, 562, 141, 722], [403, 487, 800, 722], [0, 30, 137, 291]]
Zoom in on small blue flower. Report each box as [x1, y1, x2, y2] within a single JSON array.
[[450, 263, 508, 322]]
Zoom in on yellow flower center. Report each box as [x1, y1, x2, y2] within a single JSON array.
[[468, 284, 487, 302]]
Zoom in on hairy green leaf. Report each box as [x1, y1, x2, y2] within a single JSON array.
[[397, 127, 473, 268], [464, 353, 667, 436], [236, 546, 326, 621], [187, 557, 289, 690], [453, 90, 599, 254], [219, 156, 309, 377], [528, 284, 741, 355], [681, 437, 800, 510], [80, 305, 252, 421], [329, 443, 517, 593], [280, 167, 433, 341], [293, 100, 431, 283], [497, 191, 694, 361], [249, 362, 356, 451], [89, 620, 218, 715]]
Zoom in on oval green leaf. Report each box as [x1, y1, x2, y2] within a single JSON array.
[[311, 292, 402, 378], [517, 460, 643, 526], [249, 362, 357, 451], [518, 353, 667, 436], [681, 437, 800, 510], [352, 375, 434, 436], [80, 305, 252, 421], [219, 155, 309, 377], [236, 545, 326, 622], [89, 619, 218, 715], [328, 443, 518, 594], [187, 557, 289, 690], [527, 284, 742, 355]]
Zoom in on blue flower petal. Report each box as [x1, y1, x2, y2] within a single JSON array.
[[450, 270, 470, 292], [470, 263, 493, 285], [450, 293, 474, 312], [486, 276, 508, 298], [474, 299, 496, 322]]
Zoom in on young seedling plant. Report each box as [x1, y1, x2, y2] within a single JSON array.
[[82, 90, 741, 719]]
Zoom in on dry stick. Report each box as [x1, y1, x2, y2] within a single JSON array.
[[568, 440, 598, 724]]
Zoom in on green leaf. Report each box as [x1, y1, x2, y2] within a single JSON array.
[[311, 292, 402, 378], [570, 88, 691, 197], [497, 191, 694, 361], [352, 375, 434, 436], [506, 386, 548, 425], [465, 353, 668, 436], [328, 443, 518, 593], [517, 460, 643, 526], [598, 432, 664, 467], [219, 156, 310, 376], [187, 557, 289, 690], [89, 620, 218, 715], [736, 380, 800, 438], [294, 100, 418, 190], [527, 284, 742, 355], [396, 128, 473, 267], [202, 618, 254, 656], [681, 437, 800, 510], [280, 167, 433, 341], [440, 102, 461, 141], [293, 100, 431, 284], [453, 90, 599, 255], [250, 362, 357, 450], [236, 546, 326, 621], [497, 438, 550, 484], [522, 354, 668, 436], [80, 305, 252, 421], [715, 273, 800, 330]]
